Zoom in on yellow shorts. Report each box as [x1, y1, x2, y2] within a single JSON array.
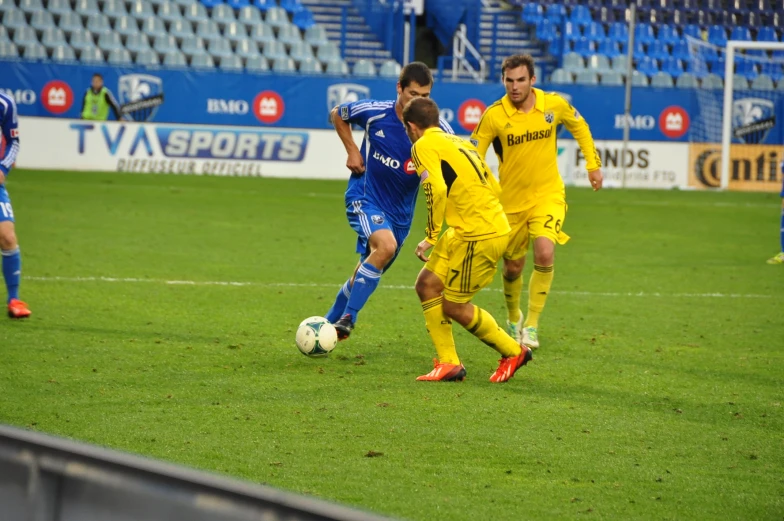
[[425, 228, 509, 304], [504, 197, 570, 260]]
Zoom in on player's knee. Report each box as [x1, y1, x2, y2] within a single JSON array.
[[503, 260, 524, 280], [373, 239, 398, 265], [415, 270, 440, 300], [0, 228, 17, 251], [534, 249, 554, 266]]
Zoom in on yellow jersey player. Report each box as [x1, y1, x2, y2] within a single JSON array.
[[403, 97, 532, 383], [471, 54, 603, 349]]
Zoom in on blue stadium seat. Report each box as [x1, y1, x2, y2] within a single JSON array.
[[298, 56, 322, 74], [598, 6, 615, 24], [573, 37, 595, 58], [730, 26, 752, 41], [658, 24, 680, 46], [79, 46, 105, 63], [190, 53, 215, 68], [292, 8, 315, 30], [651, 71, 674, 87], [648, 40, 670, 62], [378, 59, 400, 78], [534, 19, 557, 45], [632, 41, 647, 61], [31, 11, 56, 31], [636, 56, 659, 77], [353, 58, 377, 77], [569, 5, 592, 27], [23, 42, 48, 59], [675, 72, 699, 88], [227, 0, 251, 8], [600, 71, 624, 86], [522, 3, 543, 25], [304, 25, 328, 46], [549, 68, 573, 84], [563, 22, 582, 44], [635, 23, 655, 46], [219, 54, 243, 71], [707, 25, 727, 47], [41, 27, 67, 50], [574, 70, 599, 85], [14, 26, 40, 47], [135, 47, 159, 65], [598, 39, 620, 58], [162, 49, 187, 66], [157, 2, 184, 23], [760, 61, 783, 81], [672, 40, 690, 61], [682, 24, 701, 40], [125, 33, 151, 54], [254, 0, 275, 11], [200, 0, 222, 7], [238, 5, 262, 27], [234, 39, 259, 58], [608, 22, 628, 45], [751, 74, 775, 90], [279, 0, 303, 14], [245, 54, 269, 71], [107, 47, 132, 64], [545, 4, 566, 24], [250, 23, 276, 44], [272, 56, 296, 72], [736, 58, 758, 80], [584, 21, 605, 43], [661, 56, 684, 78], [114, 15, 140, 38], [756, 27, 779, 42]]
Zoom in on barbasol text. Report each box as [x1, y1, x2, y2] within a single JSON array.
[[158, 128, 307, 161]]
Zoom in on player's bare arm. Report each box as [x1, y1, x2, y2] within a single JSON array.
[[330, 106, 365, 174]]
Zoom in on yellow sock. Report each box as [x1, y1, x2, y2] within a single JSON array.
[[525, 264, 554, 328], [466, 305, 521, 358], [422, 296, 460, 365], [503, 273, 523, 323]]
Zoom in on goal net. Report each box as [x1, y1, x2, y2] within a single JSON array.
[[686, 37, 784, 191]]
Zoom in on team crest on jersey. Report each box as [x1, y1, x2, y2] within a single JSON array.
[[470, 138, 479, 147], [544, 111, 554, 124], [371, 215, 385, 225]]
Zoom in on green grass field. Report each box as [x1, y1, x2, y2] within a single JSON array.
[[1, 170, 783, 520]]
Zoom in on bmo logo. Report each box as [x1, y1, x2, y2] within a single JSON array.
[[41, 80, 73, 114], [659, 106, 690, 139], [404, 159, 415, 174], [253, 90, 284, 124], [458, 99, 486, 132], [373, 151, 400, 169], [207, 98, 249, 115]]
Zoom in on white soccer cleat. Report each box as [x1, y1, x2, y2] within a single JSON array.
[[506, 310, 524, 344], [522, 326, 539, 349]]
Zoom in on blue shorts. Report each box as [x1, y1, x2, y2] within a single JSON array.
[[0, 185, 14, 223], [347, 199, 410, 271]]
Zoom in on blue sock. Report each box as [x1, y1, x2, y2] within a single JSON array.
[[779, 207, 784, 252], [2, 247, 21, 303], [325, 278, 352, 323], [344, 262, 382, 322]]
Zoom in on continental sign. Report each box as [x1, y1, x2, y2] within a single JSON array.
[[688, 143, 783, 192]]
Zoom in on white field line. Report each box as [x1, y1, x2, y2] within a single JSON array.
[[25, 276, 774, 299]]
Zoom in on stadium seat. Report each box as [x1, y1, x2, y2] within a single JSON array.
[[534, 19, 557, 45], [298, 56, 322, 74], [598, 40, 620, 59], [245, 54, 269, 71], [630, 70, 648, 86], [777, 78, 784, 90], [153, 34, 178, 53], [608, 22, 628, 45], [114, 15, 140, 38], [262, 40, 287, 60], [573, 37, 595, 58], [86, 13, 112, 33], [195, 20, 221, 39], [636, 56, 659, 77], [584, 21, 606, 43], [736, 58, 758, 80], [0, 41, 19, 57], [549, 68, 573, 84], [97, 32, 124, 52], [107, 47, 133, 64], [675, 72, 699, 88], [3, 9, 29, 30], [219, 54, 243, 71], [58, 11, 85, 33], [288, 40, 313, 62], [563, 22, 581, 43], [223, 22, 248, 45], [522, 3, 543, 25], [102, 0, 128, 20], [180, 35, 205, 56], [730, 26, 752, 41], [211, 4, 236, 27], [756, 26, 779, 42], [612, 54, 629, 71], [135, 47, 159, 65], [207, 37, 233, 59], [316, 42, 342, 64], [41, 27, 67, 50], [173, 0, 196, 7], [47, 0, 73, 16], [264, 6, 289, 28], [272, 56, 296, 72], [733, 73, 750, 90], [234, 39, 259, 59], [157, 2, 184, 23], [183, 3, 208, 22], [570, 5, 592, 27], [129, 0, 155, 18], [574, 70, 599, 85], [632, 41, 647, 61], [31, 11, 56, 31], [707, 25, 727, 47], [586, 54, 611, 72], [651, 71, 675, 87], [760, 62, 784, 82], [672, 40, 690, 61], [70, 31, 96, 51], [751, 74, 775, 90], [79, 46, 104, 63], [326, 59, 349, 75], [648, 40, 670, 62], [353, 58, 377, 77], [125, 33, 151, 53], [162, 49, 187, 66], [236, 6, 261, 29], [292, 8, 315, 30], [250, 23, 276, 44], [227, 0, 251, 8], [661, 56, 684, 78], [682, 24, 701, 40], [190, 52, 214, 68], [635, 23, 655, 46], [254, 0, 275, 11], [51, 44, 76, 62], [22, 42, 48, 59], [545, 3, 566, 24], [277, 24, 303, 47], [378, 59, 401, 78], [75, 0, 101, 17], [600, 70, 624, 85], [0, 26, 7, 42], [304, 25, 328, 47], [168, 19, 193, 41], [280, 0, 302, 14], [657, 24, 680, 47], [13, 26, 39, 47]]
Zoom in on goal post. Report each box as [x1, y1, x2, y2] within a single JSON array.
[[721, 40, 784, 190]]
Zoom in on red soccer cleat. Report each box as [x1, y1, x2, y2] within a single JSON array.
[[8, 298, 31, 319], [489, 346, 532, 383], [416, 358, 467, 382]]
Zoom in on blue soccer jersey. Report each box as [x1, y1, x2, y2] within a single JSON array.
[[339, 98, 453, 228], [0, 92, 20, 177]]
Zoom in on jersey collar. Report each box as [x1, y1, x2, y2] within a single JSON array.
[[502, 87, 545, 116], [423, 127, 444, 136]]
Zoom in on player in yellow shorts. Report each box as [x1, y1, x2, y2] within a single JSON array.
[[471, 54, 603, 349], [402, 97, 532, 383]]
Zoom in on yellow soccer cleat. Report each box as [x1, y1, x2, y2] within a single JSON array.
[[766, 252, 784, 264]]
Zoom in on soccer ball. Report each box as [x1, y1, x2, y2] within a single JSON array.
[[295, 316, 338, 358]]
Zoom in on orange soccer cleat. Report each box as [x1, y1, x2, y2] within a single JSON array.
[[489, 346, 532, 383], [416, 359, 467, 382], [7, 298, 31, 319]]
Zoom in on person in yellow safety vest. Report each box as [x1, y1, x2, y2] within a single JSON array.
[[80, 73, 127, 121]]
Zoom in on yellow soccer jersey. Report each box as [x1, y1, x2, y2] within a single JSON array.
[[471, 88, 601, 214], [411, 128, 510, 244]]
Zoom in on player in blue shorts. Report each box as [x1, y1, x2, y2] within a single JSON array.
[[767, 158, 784, 264], [0, 92, 30, 318], [325, 62, 454, 339]]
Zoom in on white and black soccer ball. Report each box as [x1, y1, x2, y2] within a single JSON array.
[[295, 316, 338, 358]]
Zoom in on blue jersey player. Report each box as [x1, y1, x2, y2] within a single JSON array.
[[0, 92, 30, 318], [767, 158, 784, 264], [325, 62, 453, 339]]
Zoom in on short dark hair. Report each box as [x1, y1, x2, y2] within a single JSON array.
[[501, 54, 535, 79], [92, 73, 103, 80], [402, 97, 440, 129], [399, 62, 433, 90]]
